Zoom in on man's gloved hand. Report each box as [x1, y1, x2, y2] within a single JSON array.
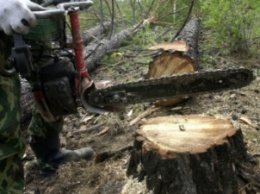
[[0, 0, 45, 35]]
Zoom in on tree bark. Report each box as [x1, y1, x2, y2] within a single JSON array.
[[81, 22, 112, 45], [84, 22, 146, 72], [126, 115, 258, 194], [146, 17, 199, 106]]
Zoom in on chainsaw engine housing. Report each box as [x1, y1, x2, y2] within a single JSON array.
[[33, 57, 77, 120], [23, 13, 66, 44]]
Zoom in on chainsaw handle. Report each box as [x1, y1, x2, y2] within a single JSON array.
[[33, 9, 65, 19], [57, 1, 93, 11], [33, 1, 93, 19]]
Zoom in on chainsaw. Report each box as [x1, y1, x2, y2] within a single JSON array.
[[10, 0, 254, 119]]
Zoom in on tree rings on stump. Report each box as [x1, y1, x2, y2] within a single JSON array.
[[146, 17, 200, 107], [127, 115, 250, 194]]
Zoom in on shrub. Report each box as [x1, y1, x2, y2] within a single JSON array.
[[199, 0, 260, 56]]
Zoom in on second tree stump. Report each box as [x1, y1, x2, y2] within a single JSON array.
[[146, 17, 200, 107]]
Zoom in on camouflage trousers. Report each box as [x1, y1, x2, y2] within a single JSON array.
[[0, 73, 63, 193], [0, 74, 24, 194]]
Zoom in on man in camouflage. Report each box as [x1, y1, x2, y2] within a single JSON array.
[[0, 0, 93, 193]]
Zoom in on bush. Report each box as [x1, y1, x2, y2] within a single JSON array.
[[199, 0, 260, 56]]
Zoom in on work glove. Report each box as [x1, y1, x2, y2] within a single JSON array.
[[0, 0, 45, 35]]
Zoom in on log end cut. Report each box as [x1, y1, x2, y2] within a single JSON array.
[[136, 115, 237, 159], [146, 51, 195, 79], [146, 51, 196, 107], [148, 40, 189, 52]]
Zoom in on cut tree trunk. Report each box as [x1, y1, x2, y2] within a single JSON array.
[[146, 17, 199, 106], [81, 21, 112, 45], [84, 21, 147, 72], [126, 115, 258, 194]]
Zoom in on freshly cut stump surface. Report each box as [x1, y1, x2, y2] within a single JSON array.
[[127, 115, 249, 194]]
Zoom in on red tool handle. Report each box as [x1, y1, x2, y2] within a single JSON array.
[[68, 10, 89, 78]]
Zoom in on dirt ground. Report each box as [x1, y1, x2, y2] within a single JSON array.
[[22, 45, 260, 193]]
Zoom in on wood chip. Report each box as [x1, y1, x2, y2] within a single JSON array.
[[81, 115, 94, 123], [97, 126, 110, 136], [238, 116, 256, 127], [72, 123, 104, 134], [129, 107, 161, 126], [127, 109, 133, 117]]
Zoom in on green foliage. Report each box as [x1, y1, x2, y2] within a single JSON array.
[[131, 24, 156, 46], [199, 0, 260, 56]]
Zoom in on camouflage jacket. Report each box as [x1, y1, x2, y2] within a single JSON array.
[[0, 31, 13, 68]]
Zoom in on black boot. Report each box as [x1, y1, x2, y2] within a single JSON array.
[[29, 134, 94, 171]]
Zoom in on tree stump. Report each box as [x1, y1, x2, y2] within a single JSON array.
[[146, 17, 200, 107], [127, 115, 251, 194]]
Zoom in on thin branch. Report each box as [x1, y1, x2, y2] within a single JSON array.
[[99, 0, 104, 25], [109, 0, 115, 39], [72, 123, 105, 134]]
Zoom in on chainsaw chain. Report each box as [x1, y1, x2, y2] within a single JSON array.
[[88, 67, 254, 107]]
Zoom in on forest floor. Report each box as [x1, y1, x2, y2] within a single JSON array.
[[23, 31, 260, 194]]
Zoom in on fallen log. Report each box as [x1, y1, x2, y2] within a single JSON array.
[[126, 115, 259, 194], [146, 17, 199, 107], [84, 21, 148, 72], [81, 21, 112, 45]]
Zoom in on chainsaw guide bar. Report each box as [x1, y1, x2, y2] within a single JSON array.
[[87, 67, 254, 108]]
